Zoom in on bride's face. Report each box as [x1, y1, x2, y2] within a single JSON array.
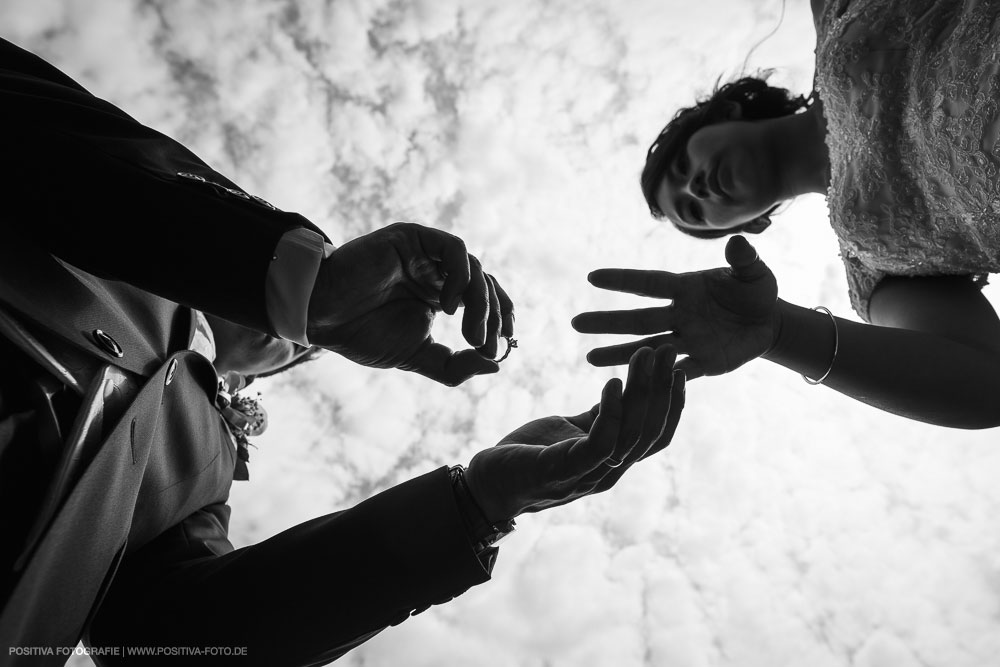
[[656, 119, 782, 231]]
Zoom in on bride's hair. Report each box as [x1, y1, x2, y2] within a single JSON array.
[[641, 72, 811, 239]]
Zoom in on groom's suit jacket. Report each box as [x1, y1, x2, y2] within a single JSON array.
[[0, 37, 490, 666]]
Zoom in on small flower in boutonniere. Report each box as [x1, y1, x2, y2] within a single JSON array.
[[219, 387, 268, 481], [231, 391, 268, 437]]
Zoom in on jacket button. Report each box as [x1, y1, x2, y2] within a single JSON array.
[[91, 329, 124, 358], [165, 359, 178, 386]]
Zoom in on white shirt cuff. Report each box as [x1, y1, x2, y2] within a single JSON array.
[[266, 228, 335, 345]]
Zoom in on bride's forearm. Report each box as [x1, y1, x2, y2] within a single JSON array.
[[762, 299, 1000, 429]]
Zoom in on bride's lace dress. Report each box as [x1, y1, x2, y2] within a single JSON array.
[[815, 0, 1000, 320]]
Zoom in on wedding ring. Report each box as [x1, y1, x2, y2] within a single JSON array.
[[604, 455, 624, 468], [496, 336, 518, 363]]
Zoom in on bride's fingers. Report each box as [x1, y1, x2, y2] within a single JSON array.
[[572, 307, 675, 335], [673, 356, 705, 380], [587, 268, 680, 298], [725, 235, 770, 282], [586, 334, 682, 367]]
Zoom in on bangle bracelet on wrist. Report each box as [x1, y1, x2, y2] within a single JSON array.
[[802, 306, 838, 385], [449, 465, 515, 554]]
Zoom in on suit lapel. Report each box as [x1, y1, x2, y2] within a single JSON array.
[[0, 363, 163, 662], [0, 350, 232, 660]]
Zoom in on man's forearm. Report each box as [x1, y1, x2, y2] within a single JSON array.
[[1, 37, 326, 336]]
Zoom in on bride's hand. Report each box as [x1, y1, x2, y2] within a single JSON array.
[[572, 236, 779, 379]]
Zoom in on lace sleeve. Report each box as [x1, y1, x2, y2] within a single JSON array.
[[813, 0, 851, 34], [840, 252, 885, 323]]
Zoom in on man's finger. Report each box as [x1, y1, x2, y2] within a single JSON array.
[[497, 417, 581, 447], [476, 274, 502, 359], [461, 255, 490, 347], [589, 347, 656, 491], [603, 347, 653, 466], [631, 345, 678, 460], [563, 378, 623, 472], [645, 369, 686, 457], [591, 371, 684, 492], [564, 403, 600, 432], [572, 307, 675, 335], [414, 225, 471, 315], [725, 235, 768, 282], [586, 334, 681, 367], [491, 275, 516, 338], [587, 268, 680, 298], [404, 341, 499, 386]]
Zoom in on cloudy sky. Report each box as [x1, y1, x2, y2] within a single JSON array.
[[6, 0, 1000, 665]]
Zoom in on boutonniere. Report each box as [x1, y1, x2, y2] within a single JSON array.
[[217, 373, 268, 481]]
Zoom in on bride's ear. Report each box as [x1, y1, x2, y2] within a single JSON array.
[[722, 101, 743, 120], [744, 217, 772, 234], [707, 100, 743, 124]]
